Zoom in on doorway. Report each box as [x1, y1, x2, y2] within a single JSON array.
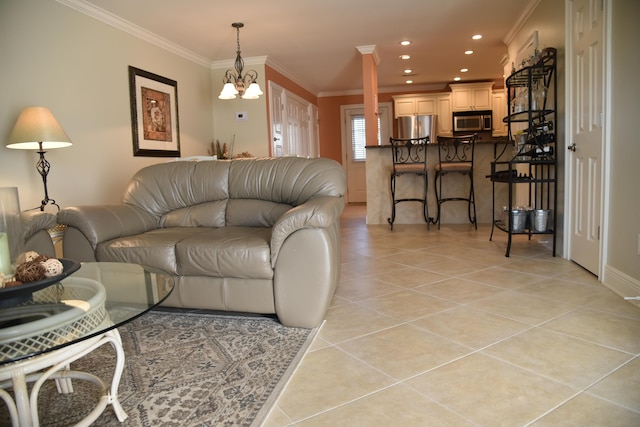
[[269, 82, 319, 158], [341, 103, 392, 203]]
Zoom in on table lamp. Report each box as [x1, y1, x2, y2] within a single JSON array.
[[6, 107, 72, 211]]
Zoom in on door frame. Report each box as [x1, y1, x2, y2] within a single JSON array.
[[268, 81, 318, 158], [563, 0, 610, 279], [340, 102, 392, 204]]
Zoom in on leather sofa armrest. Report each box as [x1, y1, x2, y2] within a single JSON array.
[[21, 210, 57, 242], [57, 205, 158, 249], [21, 211, 57, 256], [270, 195, 344, 266]]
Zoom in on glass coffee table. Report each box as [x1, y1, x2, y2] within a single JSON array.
[[0, 262, 174, 426]]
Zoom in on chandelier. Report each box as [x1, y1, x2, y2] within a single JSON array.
[[219, 22, 263, 100]]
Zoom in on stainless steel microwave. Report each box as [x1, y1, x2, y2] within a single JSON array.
[[453, 111, 492, 132]]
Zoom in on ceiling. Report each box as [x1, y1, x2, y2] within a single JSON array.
[[71, 0, 534, 96]]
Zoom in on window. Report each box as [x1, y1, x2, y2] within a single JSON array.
[[350, 114, 381, 161]]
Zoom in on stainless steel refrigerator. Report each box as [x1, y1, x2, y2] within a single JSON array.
[[396, 115, 437, 141]]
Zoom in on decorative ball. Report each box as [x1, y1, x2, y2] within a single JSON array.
[[15, 251, 41, 264], [15, 261, 47, 283], [34, 254, 51, 264], [41, 258, 64, 277]]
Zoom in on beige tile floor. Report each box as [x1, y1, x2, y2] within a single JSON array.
[[263, 204, 640, 426]]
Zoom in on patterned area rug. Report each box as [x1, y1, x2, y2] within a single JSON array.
[[1, 310, 319, 426]]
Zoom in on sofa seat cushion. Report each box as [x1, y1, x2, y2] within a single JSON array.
[[96, 228, 204, 274], [96, 226, 273, 280], [177, 227, 273, 279]]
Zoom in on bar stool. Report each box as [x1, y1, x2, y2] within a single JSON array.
[[387, 136, 430, 230], [434, 133, 477, 229]]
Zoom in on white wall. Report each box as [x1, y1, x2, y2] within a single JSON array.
[[606, 0, 640, 283], [211, 66, 270, 158], [0, 1, 214, 209], [505, 0, 566, 255]]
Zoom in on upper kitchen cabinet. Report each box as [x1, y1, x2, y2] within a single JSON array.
[[393, 95, 436, 117], [392, 93, 452, 136], [434, 94, 452, 135], [491, 89, 508, 136], [450, 82, 493, 111]]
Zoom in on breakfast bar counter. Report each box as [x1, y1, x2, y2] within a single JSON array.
[[365, 137, 511, 226]]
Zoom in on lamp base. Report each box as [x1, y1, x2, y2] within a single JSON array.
[[36, 148, 60, 212], [39, 198, 59, 212]]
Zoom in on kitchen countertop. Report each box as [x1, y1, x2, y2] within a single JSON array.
[[366, 135, 512, 149], [363, 136, 510, 226]]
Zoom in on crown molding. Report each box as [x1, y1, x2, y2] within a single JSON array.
[[58, 0, 320, 96], [503, 0, 542, 45], [318, 82, 449, 98], [57, 0, 211, 67], [263, 57, 319, 96], [356, 45, 380, 65]]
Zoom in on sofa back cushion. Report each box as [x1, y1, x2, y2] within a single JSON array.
[[123, 160, 230, 219], [122, 157, 345, 227], [160, 201, 227, 228], [228, 157, 345, 205]]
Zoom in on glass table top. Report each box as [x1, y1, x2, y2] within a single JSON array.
[[0, 262, 174, 365]]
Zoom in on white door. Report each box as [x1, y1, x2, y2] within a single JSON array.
[[308, 104, 319, 157], [341, 104, 392, 203], [286, 98, 305, 156], [269, 84, 284, 157], [269, 82, 318, 158], [344, 108, 368, 203], [568, 0, 604, 274]]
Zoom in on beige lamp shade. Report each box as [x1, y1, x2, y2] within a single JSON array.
[[6, 107, 72, 150]]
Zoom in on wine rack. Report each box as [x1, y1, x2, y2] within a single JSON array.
[[490, 48, 557, 257]]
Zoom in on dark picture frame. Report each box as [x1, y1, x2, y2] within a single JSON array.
[[128, 66, 180, 157]]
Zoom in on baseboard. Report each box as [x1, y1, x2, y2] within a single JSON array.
[[602, 264, 640, 308]]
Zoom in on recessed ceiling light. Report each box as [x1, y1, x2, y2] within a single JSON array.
[[460, 68, 468, 72], [465, 50, 474, 55], [400, 40, 411, 46], [400, 54, 411, 60], [453, 77, 461, 81], [472, 34, 482, 40], [403, 69, 413, 74], [406, 79, 413, 84]]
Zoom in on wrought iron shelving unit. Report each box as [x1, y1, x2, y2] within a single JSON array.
[[490, 48, 558, 257]]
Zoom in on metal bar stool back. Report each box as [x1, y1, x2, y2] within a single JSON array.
[[434, 133, 478, 229], [388, 136, 430, 230]]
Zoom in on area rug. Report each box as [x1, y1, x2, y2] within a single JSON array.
[[2, 310, 319, 426]]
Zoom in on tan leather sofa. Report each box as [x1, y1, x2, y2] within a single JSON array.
[[57, 157, 346, 328]]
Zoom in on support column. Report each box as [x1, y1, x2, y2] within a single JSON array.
[[357, 45, 380, 147]]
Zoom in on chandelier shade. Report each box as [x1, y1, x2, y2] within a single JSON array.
[[219, 22, 263, 100]]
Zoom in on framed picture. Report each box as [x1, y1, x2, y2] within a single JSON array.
[[128, 66, 180, 157]]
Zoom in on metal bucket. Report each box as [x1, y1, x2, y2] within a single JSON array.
[[510, 210, 528, 232], [530, 209, 551, 232]]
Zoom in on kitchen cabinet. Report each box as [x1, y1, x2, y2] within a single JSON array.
[[491, 90, 508, 136], [489, 48, 557, 257], [392, 93, 452, 136], [450, 82, 493, 111], [393, 96, 435, 117], [435, 94, 452, 135]]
